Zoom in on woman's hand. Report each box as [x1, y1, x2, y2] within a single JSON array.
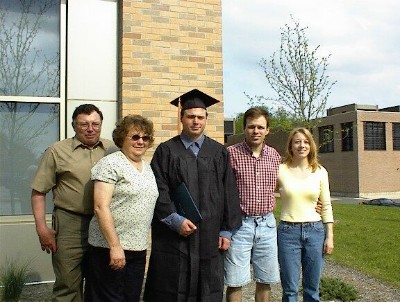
[[109, 245, 126, 270], [324, 236, 334, 255], [324, 222, 334, 254]]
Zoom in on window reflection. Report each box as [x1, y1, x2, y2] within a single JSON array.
[[0, 0, 60, 97], [0, 102, 59, 215]]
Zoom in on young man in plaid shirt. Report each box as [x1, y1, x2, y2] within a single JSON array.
[[224, 107, 280, 302]]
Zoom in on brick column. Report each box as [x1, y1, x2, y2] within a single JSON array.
[[119, 0, 224, 159]]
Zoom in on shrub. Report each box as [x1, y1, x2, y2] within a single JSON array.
[[320, 276, 359, 302], [0, 259, 30, 301]]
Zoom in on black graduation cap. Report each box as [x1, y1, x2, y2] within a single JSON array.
[[170, 89, 220, 111]]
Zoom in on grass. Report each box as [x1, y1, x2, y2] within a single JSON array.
[[275, 200, 400, 288], [329, 203, 400, 288], [0, 258, 30, 301]]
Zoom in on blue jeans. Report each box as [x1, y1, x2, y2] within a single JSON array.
[[224, 213, 280, 286], [277, 221, 325, 302]]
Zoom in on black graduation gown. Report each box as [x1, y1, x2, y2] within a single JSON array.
[[143, 135, 241, 302]]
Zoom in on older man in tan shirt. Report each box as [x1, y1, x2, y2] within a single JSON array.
[[31, 104, 114, 302]]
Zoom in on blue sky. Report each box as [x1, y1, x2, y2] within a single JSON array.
[[222, 0, 400, 117]]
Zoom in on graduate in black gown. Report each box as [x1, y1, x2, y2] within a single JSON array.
[[144, 89, 242, 302]]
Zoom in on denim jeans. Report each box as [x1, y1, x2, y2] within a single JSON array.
[[277, 221, 325, 302], [224, 213, 280, 286]]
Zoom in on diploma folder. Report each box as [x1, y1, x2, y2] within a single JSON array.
[[170, 182, 203, 223]]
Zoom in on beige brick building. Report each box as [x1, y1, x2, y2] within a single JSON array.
[[315, 104, 400, 198], [0, 0, 224, 283]]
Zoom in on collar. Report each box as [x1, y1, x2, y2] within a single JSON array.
[[72, 136, 104, 150], [180, 133, 205, 149], [242, 140, 267, 157]]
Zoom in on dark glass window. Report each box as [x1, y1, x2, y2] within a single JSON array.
[[319, 125, 334, 153], [0, 102, 59, 215], [224, 119, 235, 143], [364, 122, 386, 150], [341, 122, 353, 151], [0, 0, 61, 216], [0, 0, 60, 97], [393, 123, 400, 151]]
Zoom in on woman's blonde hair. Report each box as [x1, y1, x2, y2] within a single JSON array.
[[283, 127, 320, 172]]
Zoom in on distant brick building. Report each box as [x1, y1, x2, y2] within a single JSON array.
[[225, 103, 400, 198], [315, 104, 400, 198]]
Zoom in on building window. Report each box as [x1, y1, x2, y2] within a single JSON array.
[[318, 125, 334, 153], [364, 122, 386, 150], [0, 0, 63, 216], [224, 119, 235, 143], [0, 0, 60, 97], [0, 102, 59, 215], [341, 122, 353, 151], [393, 123, 400, 151]]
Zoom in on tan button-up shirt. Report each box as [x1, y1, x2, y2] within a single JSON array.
[[31, 137, 114, 215]]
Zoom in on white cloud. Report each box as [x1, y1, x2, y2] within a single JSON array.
[[222, 0, 400, 117]]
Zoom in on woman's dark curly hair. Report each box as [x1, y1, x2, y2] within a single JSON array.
[[112, 115, 155, 148]]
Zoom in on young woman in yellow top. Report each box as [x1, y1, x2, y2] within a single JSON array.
[[277, 127, 334, 302]]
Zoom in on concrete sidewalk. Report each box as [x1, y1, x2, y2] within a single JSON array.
[[331, 196, 367, 204], [331, 195, 400, 204], [276, 192, 400, 205]]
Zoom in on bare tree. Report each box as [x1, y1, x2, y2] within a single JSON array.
[[0, 0, 59, 214], [0, 0, 59, 97], [257, 16, 336, 128]]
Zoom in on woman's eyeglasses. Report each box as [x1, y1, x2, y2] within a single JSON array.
[[129, 134, 151, 142]]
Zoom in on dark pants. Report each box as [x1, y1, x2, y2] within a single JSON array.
[[86, 246, 147, 302]]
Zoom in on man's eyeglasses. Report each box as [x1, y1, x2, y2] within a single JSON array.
[[129, 134, 151, 142], [75, 122, 102, 130]]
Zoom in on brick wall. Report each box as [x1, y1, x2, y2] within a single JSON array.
[[317, 110, 400, 197], [357, 111, 400, 197], [119, 0, 224, 160]]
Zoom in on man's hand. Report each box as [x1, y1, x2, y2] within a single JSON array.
[[37, 226, 57, 254], [218, 237, 230, 251], [315, 200, 323, 215], [179, 219, 197, 237], [32, 190, 56, 253]]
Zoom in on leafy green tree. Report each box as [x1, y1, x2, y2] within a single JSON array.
[[233, 104, 297, 134], [250, 16, 336, 128], [234, 112, 244, 134], [270, 106, 300, 131], [238, 94, 299, 133]]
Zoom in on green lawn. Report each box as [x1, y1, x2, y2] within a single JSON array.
[[274, 201, 400, 288]]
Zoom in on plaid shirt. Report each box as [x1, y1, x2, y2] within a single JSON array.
[[227, 141, 281, 216]]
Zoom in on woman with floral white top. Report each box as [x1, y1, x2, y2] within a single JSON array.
[[85, 115, 159, 302]]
